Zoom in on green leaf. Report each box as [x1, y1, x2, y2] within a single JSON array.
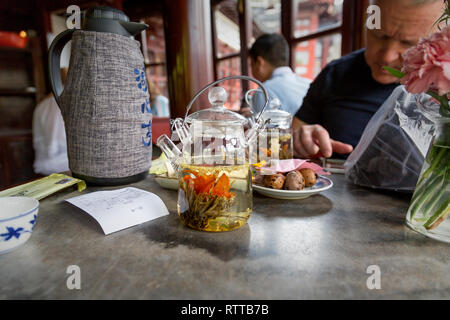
[[426, 90, 441, 100], [383, 66, 405, 79], [432, 12, 447, 30], [440, 103, 450, 117], [426, 90, 450, 117]]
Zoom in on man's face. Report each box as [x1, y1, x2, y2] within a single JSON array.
[[250, 56, 273, 82], [250, 57, 262, 81], [365, 0, 443, 85]]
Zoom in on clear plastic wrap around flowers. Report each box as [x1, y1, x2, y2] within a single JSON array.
[[344, 86, 436, 192]]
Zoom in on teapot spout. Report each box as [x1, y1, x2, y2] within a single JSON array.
[[119, 21, 148, 37], [245, 118, 265, 146], [156, 134, 182, 172], [171, 118, 192, 146]]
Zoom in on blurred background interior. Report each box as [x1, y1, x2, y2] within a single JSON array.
[[0, 0, 368, 189]]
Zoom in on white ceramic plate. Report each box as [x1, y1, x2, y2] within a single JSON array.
[[154, 175, 179, 190], [253, 176, 333, 200]]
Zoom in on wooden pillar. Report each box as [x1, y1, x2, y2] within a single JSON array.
[[29, 36, 47, 103], [238, 0, 251, 93], [342, 0, 367, 55], [341, 0, 355, 55], [163, 0, 215, 118], [36, 3, 52, 96], [210, 2, 219, 81], [281, 0, 295, 70]]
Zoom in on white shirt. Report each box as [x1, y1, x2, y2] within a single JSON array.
[[252, 66, 311, 115], [32, 95, 69, 175], [151, 95, 170, 117]]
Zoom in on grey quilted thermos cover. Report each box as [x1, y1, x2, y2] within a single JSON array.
[[60, 30, 152, 178]]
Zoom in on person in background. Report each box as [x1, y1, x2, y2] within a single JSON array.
[[293, 0, 444, 159], [32, 68, 69, 175], [149, 80, 170, 117], [243, 33, 311, 116]]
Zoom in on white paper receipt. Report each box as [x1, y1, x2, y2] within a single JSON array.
[[66, 187, 169, 235]]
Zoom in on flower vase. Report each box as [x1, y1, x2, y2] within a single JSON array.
[[406, 94, 450, 242]]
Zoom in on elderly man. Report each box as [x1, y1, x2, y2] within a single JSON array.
[[245, 33, 311, 115], [293, 0, 444, 159]]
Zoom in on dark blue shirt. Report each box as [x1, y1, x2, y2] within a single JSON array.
[[295, 49, 399, 157]]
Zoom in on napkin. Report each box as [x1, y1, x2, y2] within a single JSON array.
[[257, 159, 331, 175], [66, 187, 169, 235]]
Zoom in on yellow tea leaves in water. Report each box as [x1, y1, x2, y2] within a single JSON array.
[[178, 165, 251, 232], [183, 170, 235, 198]]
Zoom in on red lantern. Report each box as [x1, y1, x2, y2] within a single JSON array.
[[0, 31, 28, 49]]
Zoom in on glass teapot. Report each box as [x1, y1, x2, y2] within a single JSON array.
[[245, 91, 294, 161], [156, 76, 269, 232]]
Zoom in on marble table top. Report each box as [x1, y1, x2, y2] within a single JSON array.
[[1, 174, 449, 299]]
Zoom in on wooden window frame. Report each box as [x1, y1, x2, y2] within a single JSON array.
[[211, 0, 365, 86], [211, 0, 251, 93]]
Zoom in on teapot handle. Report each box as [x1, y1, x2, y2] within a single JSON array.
[[48, 28, 76, 107], [184, 75, 270, 123], [244, 88, 260, 109]]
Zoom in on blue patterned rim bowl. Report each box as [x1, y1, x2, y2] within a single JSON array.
[[0, 197, 39, 255]]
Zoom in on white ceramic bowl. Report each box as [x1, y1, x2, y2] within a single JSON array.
[[0, 197, 39, 254]]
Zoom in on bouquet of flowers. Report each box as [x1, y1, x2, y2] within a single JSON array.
[[385, 24, 449, 116], [385, 2, 450, 240]]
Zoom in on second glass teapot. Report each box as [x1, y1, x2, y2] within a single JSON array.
[[157, 76, 269, 232], [245, 91, 294, 162]]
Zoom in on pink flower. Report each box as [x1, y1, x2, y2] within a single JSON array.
[[401, 26, 450, 96]]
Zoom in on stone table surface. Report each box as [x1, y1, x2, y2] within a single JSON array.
[[0, 174, 449, 299]]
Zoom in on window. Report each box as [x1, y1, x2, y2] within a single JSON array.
[[293, 0, 343, 38], [210, 0, 363, 104], [212, 0, 242, 109], [290, 0, 345, 79], [141, 15, 169, 99], [217, 57, 242, 110], [249, 0, 282, 40], [248, 0, 282, 89], [215, 6, 241, 58], [294, 33, 342, 80], [212, 0, 284, 107]]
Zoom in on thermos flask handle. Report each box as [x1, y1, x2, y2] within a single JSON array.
[[48, 29, 75, 107]]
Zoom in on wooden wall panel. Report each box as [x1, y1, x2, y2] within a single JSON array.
[[0, 97, 35, 130], [0, 50, 34, 89], [163, 0, 215, 118], [0, 132, 36, 189]]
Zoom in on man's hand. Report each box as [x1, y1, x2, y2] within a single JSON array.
[[293, 118, 353, 159]]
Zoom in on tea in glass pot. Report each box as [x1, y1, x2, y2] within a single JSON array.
[[157, 76, 269, 232]]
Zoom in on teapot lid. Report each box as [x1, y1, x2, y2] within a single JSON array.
[[261, 98, 292, 127], [185, 87, 248, 125], [82, 6, 148, 37], [85, 6, 129, 22]]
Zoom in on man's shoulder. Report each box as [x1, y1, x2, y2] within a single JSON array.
[[325, 49, 366, 74], [292, 73, 312, 86], [264, 69, 310, 88]]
